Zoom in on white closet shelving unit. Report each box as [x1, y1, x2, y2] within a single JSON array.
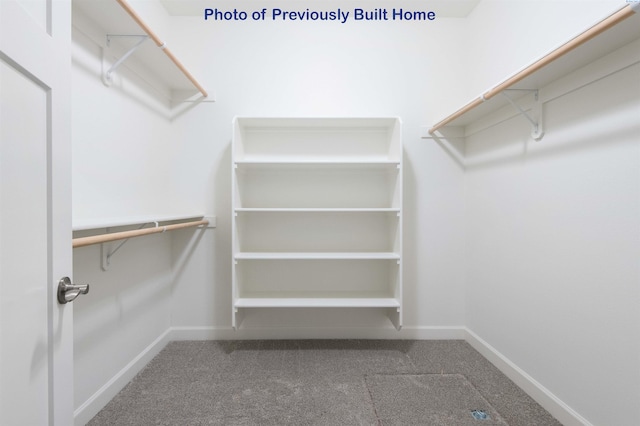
[[232, 117, 403, 329]]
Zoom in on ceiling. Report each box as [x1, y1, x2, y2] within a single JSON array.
[[158, 0, 481, 18]]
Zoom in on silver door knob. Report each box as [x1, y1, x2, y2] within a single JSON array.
[[57, 277, 89, 304]]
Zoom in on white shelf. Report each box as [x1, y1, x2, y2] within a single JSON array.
[[233, 117, 400, 128], [73, 213, 205, 231], [235, 159, 401, 166], [232, 117, 402, 330], [427, 4, 640, 134], [235, 208, 400, 213], [73, 0, 207, 98], [235, 297, 401, 309], [235, 252, 401, 260]]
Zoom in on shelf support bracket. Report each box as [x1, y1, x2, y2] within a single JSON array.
[[501, 90, 544, 141], [101, 222, 156, 271], [103, 34, 149, 86]]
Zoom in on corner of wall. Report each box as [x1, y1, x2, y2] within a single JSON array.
[[464, 328, 592, 426], [74, 329, 172, 425]]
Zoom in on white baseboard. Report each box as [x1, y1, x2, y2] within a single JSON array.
[[464, 328, 592, 426], [168, 325, 466, 341], [73, 329, 172, 426]]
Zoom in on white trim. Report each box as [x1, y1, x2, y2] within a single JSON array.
[[168, 325, 466, 341], [464, 328, 593, 426], [73, 329, 172, 426]]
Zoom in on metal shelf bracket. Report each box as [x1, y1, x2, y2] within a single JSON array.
[[102, 34, 149, 86], [501, 89, 544, 141], [101, 222, 156, 271]]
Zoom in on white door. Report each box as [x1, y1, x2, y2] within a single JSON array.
[[0, 0, 74, 425]]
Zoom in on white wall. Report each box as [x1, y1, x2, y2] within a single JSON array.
[[71, 2, 471, 418], [166, 3, 470, 334], [463, 2, 640, 425], [70, 0, 639, 424], [71, 7, 180, 222], [71, 5, 181, 422], [72, 234, 172, 421], [465, 59, 640, 426]]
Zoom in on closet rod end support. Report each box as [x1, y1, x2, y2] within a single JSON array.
[[204, 216, 217, 228], [531, 93, 544, 141], [531, 126, 545, 141], [102, 72, 114, 87], [101, 243, 111, 271]]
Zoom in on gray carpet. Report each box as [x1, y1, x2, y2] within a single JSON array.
[[87, 340, 562, 425], [366, 374, 507, 425]]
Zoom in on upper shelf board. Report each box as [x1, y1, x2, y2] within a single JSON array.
[[73, 0, 206, 95], [72, 213, 207, 231], [429, 4, 640, 131]]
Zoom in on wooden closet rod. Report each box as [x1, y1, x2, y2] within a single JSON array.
[[428, 3, 638, 134], [72, 219, 209, 248], [115, 0, 208, 98]]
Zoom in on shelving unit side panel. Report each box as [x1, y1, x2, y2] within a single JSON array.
[[388, 118, 403, 160], [393, 118, 402, 327], [390, 166, 402, 209], [393, 165, 402, 254], [231, 118, 242, 326]]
